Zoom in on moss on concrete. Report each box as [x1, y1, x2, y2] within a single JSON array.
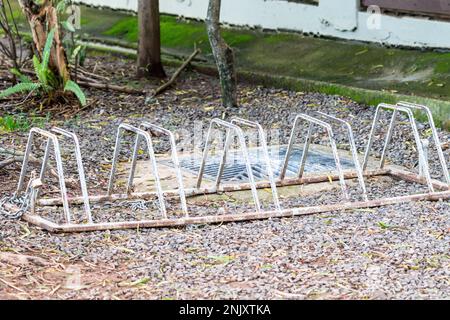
[[103, 14, 253, 53], [80, 40, 450, 129], [5, 3, 450, 127], [97, 6, 450, 105], [237, 71, 450, 129]]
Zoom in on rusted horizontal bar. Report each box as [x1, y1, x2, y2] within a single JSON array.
[[23, 190, 450, 233], [37, 169, 389, 206], [389, 168, 449, 191]]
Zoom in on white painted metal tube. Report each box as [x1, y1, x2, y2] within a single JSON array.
[[315, 112, 368, 201], [280, 114, 350, 200], [16, 128, 72, 224], [363, 103, 435, 193], [51, 128, 93, 223], [397, 102, 450, 186], [231, 117, 282, 212], [107, 123, 167, 218], [196, 119, 262, 213]]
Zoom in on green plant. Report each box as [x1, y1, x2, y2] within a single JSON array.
[[0, 113, 49, 132], [377, 221, 391, 230], [0, 28, 86, 106]]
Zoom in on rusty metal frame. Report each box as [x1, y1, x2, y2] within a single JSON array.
[[16, 169, 449, 233], [10, 167, 448, 233]]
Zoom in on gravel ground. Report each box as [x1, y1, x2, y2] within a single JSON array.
[[0, 54, 449, 300]]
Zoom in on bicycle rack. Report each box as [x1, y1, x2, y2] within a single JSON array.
[[4, 105, 449, 233], [229, 117, 281, 212], [362, 103, 444, 193], [108, 123, 168, 218], [396, 102, 450, 185], [315, 111, 368, 201], [129, 122, 188, 217], [280, 113, 350, 200], [196, 118, 262, 213], [15, 127, 90, 224]]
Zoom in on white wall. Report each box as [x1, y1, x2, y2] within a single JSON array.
[[78, 0, 450, 49]]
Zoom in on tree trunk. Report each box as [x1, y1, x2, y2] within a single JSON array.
[[0, 0, 23, 73], [18, 0, 70, 84], [206, 0, 237, 108], [137, 0, 166, 79]]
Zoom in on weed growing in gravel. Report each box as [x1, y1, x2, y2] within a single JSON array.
[[377, 221, 391, 230], [206, 255, 235, 266], [0, 113, 49, 132]]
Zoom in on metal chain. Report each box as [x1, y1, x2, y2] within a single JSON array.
[[0, 179, 34, 220], [117, 199, 149, 211]]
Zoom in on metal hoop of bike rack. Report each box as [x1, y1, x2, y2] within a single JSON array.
[[362, 103, 436, 193], [108, 123, 167, 218], [196, 118, 262, 213], [280, 113, 350, 200], [129, 122, 189, 217]]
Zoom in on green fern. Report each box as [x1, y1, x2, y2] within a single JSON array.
[[1, 27, 87, 106], [45, 70, 59, 90], [33, 55, 46, 85], [10, 68, 32, 83], [64, 80, 86, 106], [56, 0, 68, 13], [32, 28, 55, 87], [0, 82, 41, 99], [42, 28, 55, 72]]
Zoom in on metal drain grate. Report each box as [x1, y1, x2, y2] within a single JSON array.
[[162, 145, 354, 182]]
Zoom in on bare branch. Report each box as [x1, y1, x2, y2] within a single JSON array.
[[153, 48, 200, 96]]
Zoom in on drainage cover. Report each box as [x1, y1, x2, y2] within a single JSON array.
[[161, 145, 354, 183]]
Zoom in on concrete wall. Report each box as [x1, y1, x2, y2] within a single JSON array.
[[78, 0, 450, 49]]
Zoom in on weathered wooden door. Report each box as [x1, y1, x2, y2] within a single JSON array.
[[362, 0, 450, 18]]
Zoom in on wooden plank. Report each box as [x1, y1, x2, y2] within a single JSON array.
[[362, 0, 450, 17]]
